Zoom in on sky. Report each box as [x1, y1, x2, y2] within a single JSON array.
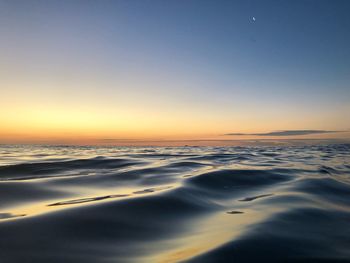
[[0, 0, 349, 145]]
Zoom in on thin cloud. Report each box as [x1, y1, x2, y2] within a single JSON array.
[[225, 130, 343, 136], [100, 139, 139, 141]]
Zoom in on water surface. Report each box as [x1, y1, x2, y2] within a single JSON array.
[[0, 144, 350, 262]]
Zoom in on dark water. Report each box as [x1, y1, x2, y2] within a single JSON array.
[[0, 144, 350, 262]]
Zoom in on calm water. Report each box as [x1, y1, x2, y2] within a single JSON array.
[[0, 144, 350, 262]]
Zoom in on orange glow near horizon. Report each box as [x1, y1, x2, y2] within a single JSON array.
[[1, 94, 349, 145], [1, 104, 349, 146], [1, 54, 349, 146], [1, 52, 349, 146]]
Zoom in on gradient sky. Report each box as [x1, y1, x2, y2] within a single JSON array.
[[0, 0, 349, 144]]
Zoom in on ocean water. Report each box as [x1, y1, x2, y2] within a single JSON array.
[[0, 144, 350, 262]]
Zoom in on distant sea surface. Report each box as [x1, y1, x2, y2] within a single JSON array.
[[0, 144, 350, 262]]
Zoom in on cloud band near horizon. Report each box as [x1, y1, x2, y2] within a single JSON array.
[[225, 130, 344, 136]]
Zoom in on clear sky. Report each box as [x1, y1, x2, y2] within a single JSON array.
[[0, 0, 349, 144]]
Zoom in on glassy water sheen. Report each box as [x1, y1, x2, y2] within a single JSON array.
[[0, 144, 350, 262]]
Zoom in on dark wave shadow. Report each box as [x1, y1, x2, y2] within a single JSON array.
[[0, 213, 26, 220], [47, 194, 130, 206], [239, 193, 274, 202]]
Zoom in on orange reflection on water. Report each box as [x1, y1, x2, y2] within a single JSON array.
[[147, 207, 282, 263]]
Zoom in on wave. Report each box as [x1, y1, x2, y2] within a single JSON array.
[[0, 156, 142, 181], [0, 144, 349, 262]]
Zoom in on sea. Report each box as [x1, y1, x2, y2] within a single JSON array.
[[0, 143, 349, 262]]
